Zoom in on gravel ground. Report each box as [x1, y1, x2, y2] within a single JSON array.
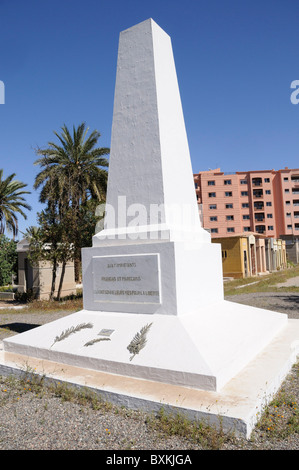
[[0, 293, 298, 451]]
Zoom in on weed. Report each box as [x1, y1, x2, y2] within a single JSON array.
[[255, 363, 299, 439], [147, 407, 235, 450]]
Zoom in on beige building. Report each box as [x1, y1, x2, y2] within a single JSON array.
[[17, 238, 76, 300], [212, 233, 286, 279], [265, 238, 287, 272], [280, 235, 299, 264]]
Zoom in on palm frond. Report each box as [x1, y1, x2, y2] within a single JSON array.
[[51, 322, 93, 347], [84, 337, 111, 347], [127, 323, 153, 361], [0, 169, 31, 237]]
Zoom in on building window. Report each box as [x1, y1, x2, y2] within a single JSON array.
[[264, 178, 270, 183], [208, 180, 215, 186], [285, 189, 290, 193], [241, 191, 248, 196], [287, 225, 292, 229], [267, 213, 273, 218], [240, 179, 247, 184], [211, 228, 218, 233], [286, 212, 291, 217], [243, 214, 250, 220], [266, 202, 272, 206], [265, 190, 271, 195], [244, 227, 250, 231], [209, 204, 217, 210], [225, 203, 233, 209], [226, 215, 234, 220], [227, 227, 235, 232], [242, 203, 249, 208], [210, 216, 217, 221], [222, 250, 227, 259], [195, 183, 198, 189], [224, 179, 231, 185], [286, 201, 291, 205], [225, 191, 232, 197], [268, 226, 274, 230], [284, 177, 289, 181], [208, 192, 216, 197]]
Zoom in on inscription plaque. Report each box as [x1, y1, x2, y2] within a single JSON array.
[[99, 329, 115, 337], [92, 254, 161, 304]]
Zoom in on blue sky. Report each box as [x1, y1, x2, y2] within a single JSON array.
[[1, 0, 299, 237]]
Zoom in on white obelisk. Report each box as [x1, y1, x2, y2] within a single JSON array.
[[87, 18, 223, 317], [4, 19, 292, 397], [94, 18, 210, 243]]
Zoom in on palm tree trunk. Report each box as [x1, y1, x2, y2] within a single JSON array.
[[50, 257, 57, 300], [74, 257, 81, 282], [57, 260, 66, 301]]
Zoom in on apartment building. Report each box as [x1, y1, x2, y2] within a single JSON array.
[[194, 167, 299, 240]]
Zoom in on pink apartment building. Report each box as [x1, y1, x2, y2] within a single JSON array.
[[194, 167, 299, 239]]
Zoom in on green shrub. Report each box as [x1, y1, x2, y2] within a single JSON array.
[[0, 235, 17, 286]]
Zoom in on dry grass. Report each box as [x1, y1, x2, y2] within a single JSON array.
[[11, 293, 83, 314], [224, 264, 299, 296]]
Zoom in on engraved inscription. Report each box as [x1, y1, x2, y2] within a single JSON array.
[[92, 254, 161, 304]]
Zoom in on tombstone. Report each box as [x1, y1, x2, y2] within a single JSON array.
[[2, 19, 298, 436]]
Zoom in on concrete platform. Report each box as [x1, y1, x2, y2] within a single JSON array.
[[1, 301, 289, 392], [1, 318, 298, 439]]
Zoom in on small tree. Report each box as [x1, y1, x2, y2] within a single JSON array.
[[34, 123, 109, 281], [0, 234, 17, 286]]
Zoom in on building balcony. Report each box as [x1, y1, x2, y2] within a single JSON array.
[[291, 175, 299, 183], [252, 177, 262, 186], [253, 189, 263, 198], [254, 212, 265, 222], [255, 225, 266, 234], [254, 203, 264, 210]]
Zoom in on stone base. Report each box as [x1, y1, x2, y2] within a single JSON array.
[[2, 299, 290, 392], [1, 317, 298, 438]]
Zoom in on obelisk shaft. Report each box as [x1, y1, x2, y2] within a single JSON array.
[[96, 18, 209, 243]]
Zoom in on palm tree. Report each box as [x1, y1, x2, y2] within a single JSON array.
[[0, 169, 31, 238], [34, 122, 109, 208], [34, 122, 109, 280]]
